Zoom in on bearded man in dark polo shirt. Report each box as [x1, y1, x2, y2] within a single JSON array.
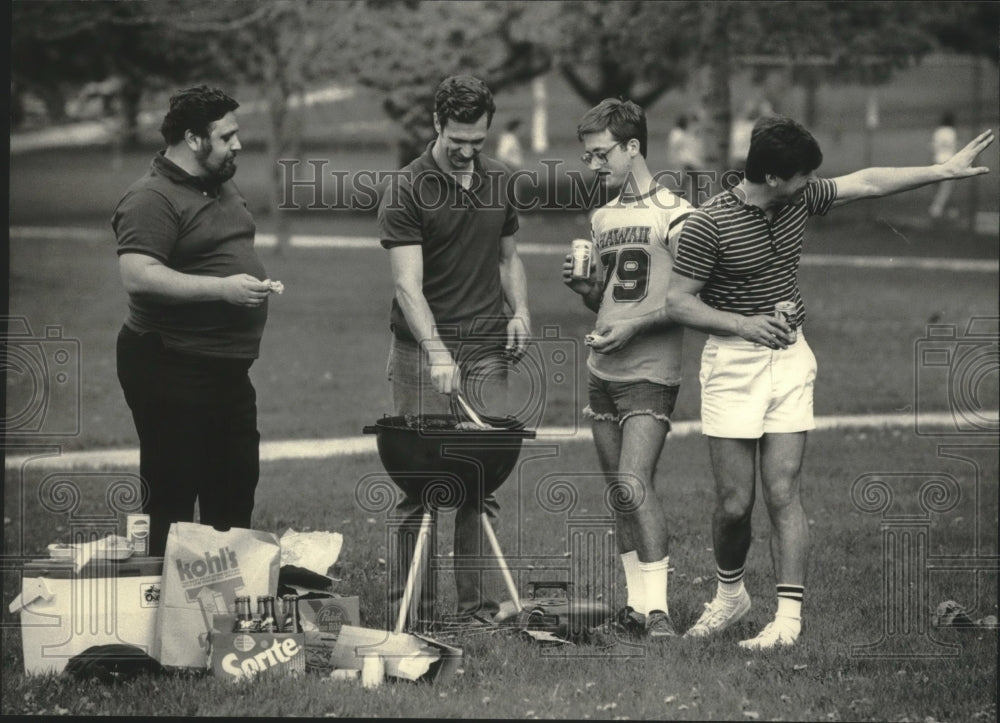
[[377, 75, 532, 628], [113, 85, 278, 556]]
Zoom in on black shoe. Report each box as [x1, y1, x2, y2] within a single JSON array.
[[617, 606, 647, 637], [645, 610, 678, 639]]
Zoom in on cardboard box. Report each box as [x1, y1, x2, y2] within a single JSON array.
[[295, 596, 361, 674], [209, 614, 305, 681], [298, 595, 360, 636], [9, 557, 163, 675]]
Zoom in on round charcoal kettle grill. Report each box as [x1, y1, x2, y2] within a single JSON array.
[[362, 395, 537, 634]]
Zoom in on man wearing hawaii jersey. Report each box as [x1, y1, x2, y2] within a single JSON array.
[[563, 98, 693, 638], [664, 116, 994, 649]]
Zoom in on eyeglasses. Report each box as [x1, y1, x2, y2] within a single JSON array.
[[580, 141, 628, 165]]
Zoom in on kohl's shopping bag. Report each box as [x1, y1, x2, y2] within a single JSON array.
[[153, 522, 280, 669]]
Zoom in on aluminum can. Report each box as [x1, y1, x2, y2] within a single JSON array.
[[280, 594, 301, 633], [233, 595, 256, 633], [570, 239, 593, 279], [126, 514, 150, 556], [360, 652, 384, 689], [774, 301, 798, 343], [258, 595, 279, 633]]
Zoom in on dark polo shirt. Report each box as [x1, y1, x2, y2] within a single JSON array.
[[377, 142, 519, 343], [112, 152, 268, 358]]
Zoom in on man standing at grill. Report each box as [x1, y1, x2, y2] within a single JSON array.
[[563, 98, 693, 638], [666, 116, 993, 649], [113, 85, 277, 556], [378, 75, 531, 627]]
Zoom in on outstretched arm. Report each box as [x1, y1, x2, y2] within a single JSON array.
[[831, 129, 994, 208]]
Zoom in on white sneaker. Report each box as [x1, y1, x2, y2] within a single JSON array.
[[738, 617, 800, 650], [683, 589, 751, 638]]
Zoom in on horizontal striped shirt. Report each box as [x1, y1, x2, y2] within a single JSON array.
[[673, 178, 837, 327]]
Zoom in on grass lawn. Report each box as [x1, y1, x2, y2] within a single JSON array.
[[4, 216, 998, 450], [3, 429, 997, 719]]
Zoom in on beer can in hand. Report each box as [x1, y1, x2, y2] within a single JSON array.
[[774, 301, 798, 344], [570, 239, 593, 279]]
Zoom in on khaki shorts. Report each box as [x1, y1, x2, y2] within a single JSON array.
[[699, 332, 817, 439]]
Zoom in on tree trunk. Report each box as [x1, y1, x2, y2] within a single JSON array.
[[697, 2, 733, 198], [801, 65, 820, 129], [531, 74, 548, 154], [38, 85, 67, 124], [268, 85, 296, 255], [119, 79, 143, 149]]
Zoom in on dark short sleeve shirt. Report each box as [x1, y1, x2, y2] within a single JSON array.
[[672, 178, 837, 327], [377, 143, 519, 343], [112, 153, 268, 358]]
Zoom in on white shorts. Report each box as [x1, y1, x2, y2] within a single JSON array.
[[699, 332, 817, 439]]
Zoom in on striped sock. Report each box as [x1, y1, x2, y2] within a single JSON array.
[[776, 584, 804, 620], [717, 566, 746, 599], [621, 551, 645, 615]]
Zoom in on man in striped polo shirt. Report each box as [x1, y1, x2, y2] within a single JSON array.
[[665, 116, 993, 649]]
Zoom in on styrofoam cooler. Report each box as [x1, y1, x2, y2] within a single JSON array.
[[9, 557, 163, 674]]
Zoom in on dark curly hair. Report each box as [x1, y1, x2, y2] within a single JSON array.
[[434, 75, 496, 129], [159, 85, 240, 145], [744, 116, 823, 183], [576, 98, 648, 158]]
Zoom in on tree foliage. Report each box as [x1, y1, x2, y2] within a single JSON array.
[[11, 0, 215, 138], [345, 0, 551, 165], [522, 0, 701, 108]]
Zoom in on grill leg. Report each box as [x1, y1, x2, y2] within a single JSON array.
[[481, 512, 522, 613], [395, 511, 434, 634]]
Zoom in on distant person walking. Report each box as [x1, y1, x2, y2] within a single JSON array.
[[667, 114, 704, 172], [666, 116, 993, 650], [929, 112, 959, 220], [113, 86, 279, 556], [496, 117, 525, 169], [667, 114, 704, 199]]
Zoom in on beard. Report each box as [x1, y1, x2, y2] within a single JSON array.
[[195, 141, 237, 183]]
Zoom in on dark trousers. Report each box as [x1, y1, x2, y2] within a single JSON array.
[[116, 325, 260, 556]]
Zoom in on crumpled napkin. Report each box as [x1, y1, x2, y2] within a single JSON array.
[[71, 535, 133, 572], [932, 600, 998, 629], [279, 529, 343, 576]]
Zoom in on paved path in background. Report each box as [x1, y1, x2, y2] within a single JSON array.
[[9, 226, 1000, 273], [4, 412, 994, 470], [7, 227, 996, 469]]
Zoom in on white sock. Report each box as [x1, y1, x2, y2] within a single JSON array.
[[717, 565, 746, 601], [776, 584, 803, 621], [638, 556, 669, 615], [621, 551, 645, 614]]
